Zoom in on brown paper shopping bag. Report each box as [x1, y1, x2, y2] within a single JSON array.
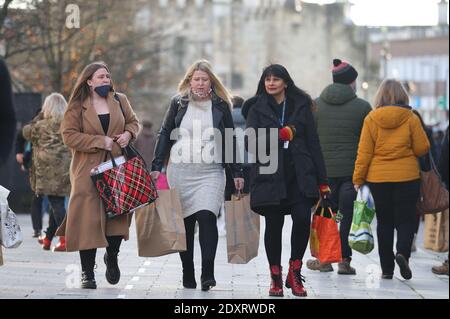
[[423, 209, 449, 252], [225, 194, 260, 264], [135, 189, 186, 257]]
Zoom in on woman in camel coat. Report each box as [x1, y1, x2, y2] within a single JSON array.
[[57, 61, 139, 289]]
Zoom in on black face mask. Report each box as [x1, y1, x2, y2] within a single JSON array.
[[94, 85, 111, 98]]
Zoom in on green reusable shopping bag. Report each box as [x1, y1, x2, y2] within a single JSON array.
[[349, 186, 376, 255]]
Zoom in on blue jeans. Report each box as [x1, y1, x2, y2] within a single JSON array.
[[44, 196, 67, 240]]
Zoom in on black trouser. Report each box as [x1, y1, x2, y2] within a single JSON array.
[[329, 177, 357, 260], [368, 180, 420, 275], [263, 197, 314, 266], [44, 196, 66, 241], [180, 210, 218, 278], [31, 194, 44, 232], [79, 236, 123, 274]]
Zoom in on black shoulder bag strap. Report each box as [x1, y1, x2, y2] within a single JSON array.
[[113, 93, 149, 168]]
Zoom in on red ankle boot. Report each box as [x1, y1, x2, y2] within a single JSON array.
[[53, 236, 66, 252], [38, 235, 46, 245], [41, 236, 51, 251], [269, 265, 284, 297], [286, 259, 307, 297]]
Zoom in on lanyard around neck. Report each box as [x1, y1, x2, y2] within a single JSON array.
[[279, 99, 286, 127]]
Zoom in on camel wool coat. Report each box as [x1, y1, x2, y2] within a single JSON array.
[[56, 92, 140, 252]]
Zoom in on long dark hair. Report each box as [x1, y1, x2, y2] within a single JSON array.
[[256, 64, 311, 102]]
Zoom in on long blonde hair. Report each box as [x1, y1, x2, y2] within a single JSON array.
[[373, 79, 410, 109], [178, 59, 233, 109], [42, 93, 68, 121]]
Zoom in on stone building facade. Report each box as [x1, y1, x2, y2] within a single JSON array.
[[135, 0, 369, 124]]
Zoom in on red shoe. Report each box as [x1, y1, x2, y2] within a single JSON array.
[[52, 237, 66, 252], [269, 265, 284, 297], [41, 236, 51, 251], [38, 235, 46, 245], [286, 259, 307, 297]]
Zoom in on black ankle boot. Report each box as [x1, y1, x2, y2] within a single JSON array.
[[201, 277, 216, 292], [395, 253, 412, 280], [81, 271, 97, 289], [104, 252, 120, 285], [183, 268, 197, 289], [201, 262, 216, 292]]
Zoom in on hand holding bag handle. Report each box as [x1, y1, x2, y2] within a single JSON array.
[[105, 150, 118, 167], [234, 189, 244, 201], [101, 140, 121, 168], [312, 199, 337, 221], [104, 142, 137, 166]]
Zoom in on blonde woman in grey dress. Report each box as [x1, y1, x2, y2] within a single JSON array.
[[151, 60, 244, 291]]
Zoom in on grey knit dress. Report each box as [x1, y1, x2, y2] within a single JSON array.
[[166, 99, 226, 219]]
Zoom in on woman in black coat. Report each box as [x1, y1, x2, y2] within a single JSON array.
[[0, 59, 16, 167], [432, 127, 449, 275], [243, 64, 329, 298]]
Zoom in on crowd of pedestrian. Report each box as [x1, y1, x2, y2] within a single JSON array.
[[1, 56, 448, 296]]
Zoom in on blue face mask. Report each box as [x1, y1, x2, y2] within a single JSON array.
[[94, 85, 111, 98]]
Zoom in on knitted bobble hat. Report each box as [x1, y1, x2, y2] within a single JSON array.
[[332, 59, 358, 85]]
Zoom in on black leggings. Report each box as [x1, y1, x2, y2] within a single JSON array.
[[79, 236, 123, 273], [369, 180, 420, 274], [264, 198, 314, 266], [180, 210, 218, 273]]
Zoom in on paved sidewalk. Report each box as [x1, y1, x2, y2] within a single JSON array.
[[0, 214, 448, 299]]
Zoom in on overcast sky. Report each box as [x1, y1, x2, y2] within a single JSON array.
[[347, 0, 448, 26], [247, 0, 448, 26], [2, 0, 449, 26]]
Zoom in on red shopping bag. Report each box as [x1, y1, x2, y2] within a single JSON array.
[[309, 201, 342, 264]]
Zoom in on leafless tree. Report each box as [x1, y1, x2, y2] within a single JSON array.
[[0, 0, 14, 35], [2, 0, 164, 98], [2, 0, 190, 128]]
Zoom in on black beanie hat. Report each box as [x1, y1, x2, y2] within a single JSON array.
[[332, 59, 358, 85]]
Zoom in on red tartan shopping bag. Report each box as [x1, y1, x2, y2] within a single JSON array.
[[309, 201, 342, 264], [90, 145, 158, 219]]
